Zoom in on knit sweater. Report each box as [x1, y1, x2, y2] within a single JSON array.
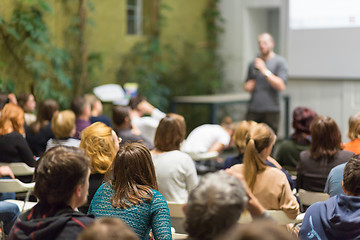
[[88, 183, 172, 240]]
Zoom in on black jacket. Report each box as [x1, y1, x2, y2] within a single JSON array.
[[9, 203, 94, 240]]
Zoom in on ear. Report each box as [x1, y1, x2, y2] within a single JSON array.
[[182, 203, 187, 214], [74, 184, 82, 198]]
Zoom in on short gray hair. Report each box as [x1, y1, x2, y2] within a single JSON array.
[[184, 171, 248, 240]]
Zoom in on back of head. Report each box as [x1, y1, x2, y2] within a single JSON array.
[[80, 122, 117, 174], [291, 107, 317, 143], [71, 96, 89, 117], [184, 171, 247, 240], [34, 146, 90, 205], [0, 103, 25, 135], [31, 99, 59, 134], [310, 115, 342, 159], [343, 155, 360, 196], [154, 113, 186, 151], [52, 110, 76, 139], [84, 94, 102, 114], [0, 92, 9, 110], [347, 113, 360, 141], [221, 116, 235, 132], [128, 96, 145, 110], [112, 105, 130, 127], [233, 121, 257, 153], [77, 217, 138, 240], [107, 142, 157, 209], [243, 123, 276, 189], [220, 220, 296, 240]]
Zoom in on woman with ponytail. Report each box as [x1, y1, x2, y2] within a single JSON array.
[[230, 123, 299, 219]]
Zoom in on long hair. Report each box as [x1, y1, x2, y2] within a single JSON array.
[[233, 121, 257, 153], [154, 113, 186, 151], [30, 99, 58, 134], [80, 122, 118, 174], [347, 113, 360, 141], [243, 123, 276, 190], [0, 103, 25, 135], [106, 142, 158, 209], [310, 115, 342, 160]]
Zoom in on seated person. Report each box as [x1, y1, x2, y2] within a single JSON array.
[[84, 94, 112, 127], [46, 110, 81, 150], [112, 105, 153, 149], [71, 96, 91, 139], [181, 116, 234, 154], [128, 96, 166, 145], [343, 113, 360, 154], [324, 161, 347, 197], [297, 116, 354, 192], [300, 157, 360, 239], [225, 121, 295, 189], [151, 114, 198, 203], [230, 123, 299, 219], [77, 217, 138, 240], [275, 106, 317, 170], [25, 99, 58, 156], [9, 146, 94, 239], [88, 143, 172, 240], [184, 171, 268, 240], [17, 93, 36, 126]]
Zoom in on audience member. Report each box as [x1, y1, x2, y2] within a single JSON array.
[[17, 93, 36, 126], [88, 143, 172, 240], [230, 123, 299, 219], [0, 103, 35, 167], [128, 96, 166, 144], [184, 171, 268, 240], [25, 99, 58, 156], [9, 146, 94, 239], [275, 106, 317, 169], [84, 94, 112, 127], [46, 110, 81, 150], [324, 161, 347, 197], [0, 165, 16, 201], [299, 157, 360, 239], [181, 116, 234, 153], [112, 105, 153, 149], [0, 92, 17, 111], [77, 217, 138, 240], [71, 96, 91, 139], [79, 122, 120, 213], [297, 115, 354, 192], [343, 113, 360, 154], [151, 113, 198, 203], [224, 121, 295, 189]]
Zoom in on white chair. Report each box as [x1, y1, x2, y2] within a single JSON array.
[[172, 233, 188, 240], [0, 179, 36, 212], [298, 189, 329, 212], [0, 162, 35, 176], [238, 210, 304, 225], [167, 202, 186, 234]]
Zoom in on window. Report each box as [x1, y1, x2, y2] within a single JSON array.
[[127, 0, 142, 35]]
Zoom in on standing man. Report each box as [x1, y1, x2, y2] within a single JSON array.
[[244, 32, 288, 133]]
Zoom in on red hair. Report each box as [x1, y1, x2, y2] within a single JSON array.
[[0, 103, 25, 135]]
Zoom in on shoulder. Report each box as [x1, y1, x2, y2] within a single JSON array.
[[229, 163, 244, 173], [265, 167, 287, 179], [274, 54, 287, 64], [150, 189, 168, 205], [337, 150, 354, 159], [300, 150, 311, 159]]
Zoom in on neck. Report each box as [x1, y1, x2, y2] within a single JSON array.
[[151, 149, 166, 155], [261, 51, 275, 60]]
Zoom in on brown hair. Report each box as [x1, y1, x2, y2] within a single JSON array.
[[233, 121, 257, 153], [30, 99, 58, 134], [51, 110, 76, 138], [347, 113, 360, 141], [310, 115, 342, 160], [34, 146, 90, 205], [154, 113, 186, 151], [0, 103, 25, 135], [243, 123, 276, 189], [343, 155, 360, 196], [112, 105, 130, 127], [106, 142, 158, 209], [80, 122, 118, 174]]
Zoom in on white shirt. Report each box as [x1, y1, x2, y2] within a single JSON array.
[[152, 150, 198, 203], [181, 124, 230, 153]]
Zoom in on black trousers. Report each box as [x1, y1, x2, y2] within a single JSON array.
[[246, 111, 280, 134]]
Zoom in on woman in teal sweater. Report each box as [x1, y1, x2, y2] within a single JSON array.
[[88, 142, 172, 240]]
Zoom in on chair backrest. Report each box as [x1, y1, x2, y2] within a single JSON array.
[[0, 179, 35, 193], [298, 189, 329, 206], [238, 210, 304, 225], [172, 233, 188, 240], [167, 202, 185, 218], [185, 151, 219, 161], [0, 163, 35, 176]]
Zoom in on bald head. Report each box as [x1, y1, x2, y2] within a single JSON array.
[[258, 33, 274, 57]]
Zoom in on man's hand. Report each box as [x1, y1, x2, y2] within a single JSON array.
[[137, 100, 155, 115], [0, 166, 15, 179], [254, 57, 267, 73]]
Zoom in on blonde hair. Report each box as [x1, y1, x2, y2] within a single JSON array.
[[233, 121, 257, 153], [51, 110, 76, 139], [0, 103, 25, 135], [348, 113, 360, 141], [80, 122, 117, 174], [243, 123, 276, 190]]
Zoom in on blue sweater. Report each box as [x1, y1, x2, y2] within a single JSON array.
[[88, 183, 172, 240], [299, 195, 360, 240]]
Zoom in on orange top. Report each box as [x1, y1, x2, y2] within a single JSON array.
[[343, 139, 360, 155]]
